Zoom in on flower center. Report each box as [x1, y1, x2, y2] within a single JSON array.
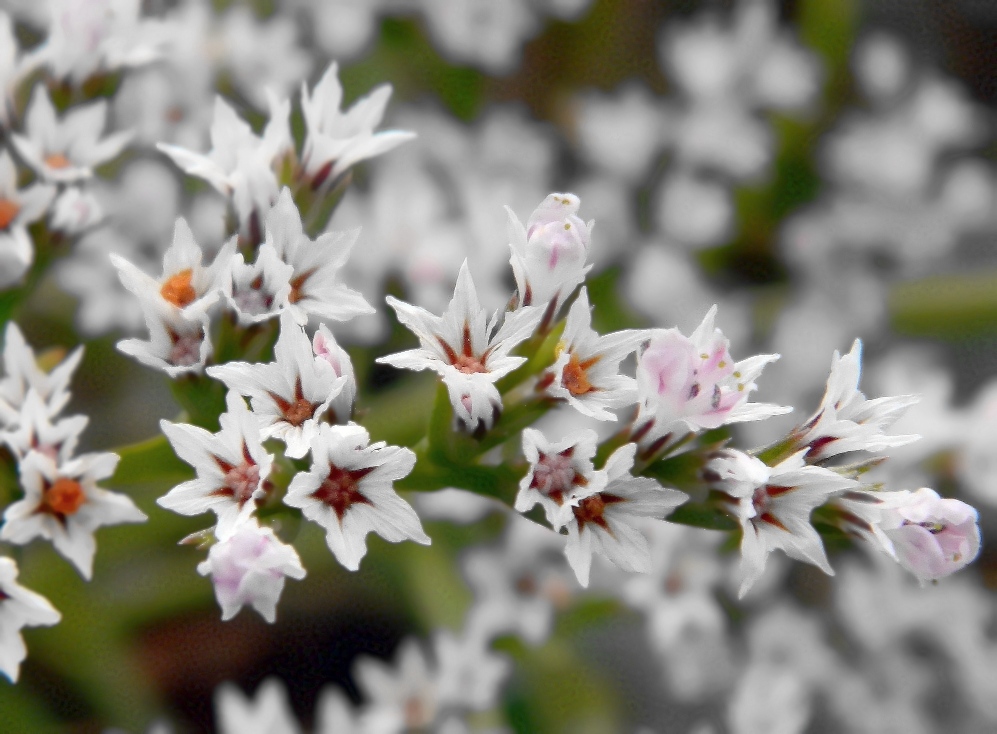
[[531, 450, 585, 504], [270, 378, 318, 427], [0, 199, 20, 229], [312, 464, 374, 519], [161, 269, 197, 307], [288, 269, 316, 304], [572, 492, 625, 530], [453, 353, 488, 374], [44, 477, 86, 516], [561, 352, 600, 396], [44, 153, 72, 169], [168, 327, 203, 367], [223, 463, 261, 506]]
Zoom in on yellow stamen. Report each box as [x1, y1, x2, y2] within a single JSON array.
[[161, 269, 196, 307]]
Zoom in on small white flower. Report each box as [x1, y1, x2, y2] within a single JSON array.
[[515, 427, 605, 526], [300, 61, 416, 186], [378, 261, 542, 432], [794, 339, 919, 462], [264, 188, 373, 325], [507, 193, 592, 315], [559, 443, 688, 587], [157, 94, 292, 236], [159, 391, 273, 538], [0, 450, 146, 579], [111, 217, 235, 318], [1, 389, 88, 463], [215, 677, 302, 734], [707, 449, 855, 597], [10, 85, 131, 183], [0, 149, 55, 286], [207, 310, 346, 458], [225, 244, 293, 325], [0, 556, 61, 683], [544, 287, 647, 421], [635, 305, 788, 442], [284, 423, 430, 571], [48, 186, 104, 235], [116, 298, 213, 378], [0, 322, 83, 426], [197, 518, 306, 624]]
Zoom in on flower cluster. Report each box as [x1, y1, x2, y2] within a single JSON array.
[[0, 324, 145, 681]]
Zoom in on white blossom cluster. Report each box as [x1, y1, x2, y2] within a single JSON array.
[[0, 324, 145, 682]]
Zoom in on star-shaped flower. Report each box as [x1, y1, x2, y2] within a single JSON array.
[[0, 556, 61, 683], [111, 218, 235, 319], [300, 62, 416, 186], [514, 427, 605, 526], [0, 322, 83, 427], [116, 298, 213, 378], [1, 389, 88, 464], [264, 188, 373, 325], [224, 243, 293, 325], [284, 423, 429, 571], [707, 449, 856, 597], [542, 287, 648, 421], [207, 310, 346, 458], [159, 390, 274, 537], [10, 85, 131, 183], [378, 261, 542, 431], [557, 443, 688, 587], [792, 339, 919, 463], [635, 305, 788, 441], [0, 450, 147, 579]]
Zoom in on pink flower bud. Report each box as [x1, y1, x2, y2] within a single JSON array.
[[882, 488, 981, 582]]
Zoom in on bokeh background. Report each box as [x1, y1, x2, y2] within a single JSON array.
[[2, 0, 997, 731]]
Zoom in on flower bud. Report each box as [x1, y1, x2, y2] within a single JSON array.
[[881, 488, 981, 583]]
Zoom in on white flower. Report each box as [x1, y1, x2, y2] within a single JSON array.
[[10, 85, 131, 183], [313, 324, 357, 424], [794, 339, 919, 462], [197, 519, 305, 624], [48, 186, 104, 234], [300, 62, 416, 185], [264, 188, 373, 325], [159, 391, 273, 538], [33, 0, 171, 83], [284, 423, 429, 571], [559, 443, 688, 587], [207, 310, 346, 458], [635, 306, 788, 442], [216, 678, 302, 733], [111, 218, 235, 318], [157, 94, 292, 236], [378, 261, 542, 433], [225, 244, 293, 325], [355, 638, 439, 733], [0, 450, 146, 579], [116, 298, 213, 378], [544, 287, 647, 421], [0, 556, 61, 683], [0, 322, 83, 427], [707, 449, 856, 597], [514, 427, 605, 526], [1, 389, 88, 464], [507, 193, 592, 315], [0, 149, 55, 286]]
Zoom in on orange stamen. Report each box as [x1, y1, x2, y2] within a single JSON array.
[[161, 269, 196, 307], [561, 353, 600, 396], [44, 153, 72, 169], [0, 199, 20, 229], [44, 477, 86, 516]]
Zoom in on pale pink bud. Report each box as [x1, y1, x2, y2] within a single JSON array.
[[882, 488, 981, 582]]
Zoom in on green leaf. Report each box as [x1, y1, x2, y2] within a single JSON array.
[[666, 502, 738, 532]]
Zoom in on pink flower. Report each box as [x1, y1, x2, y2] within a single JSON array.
[[881, 488, 981, 583]]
